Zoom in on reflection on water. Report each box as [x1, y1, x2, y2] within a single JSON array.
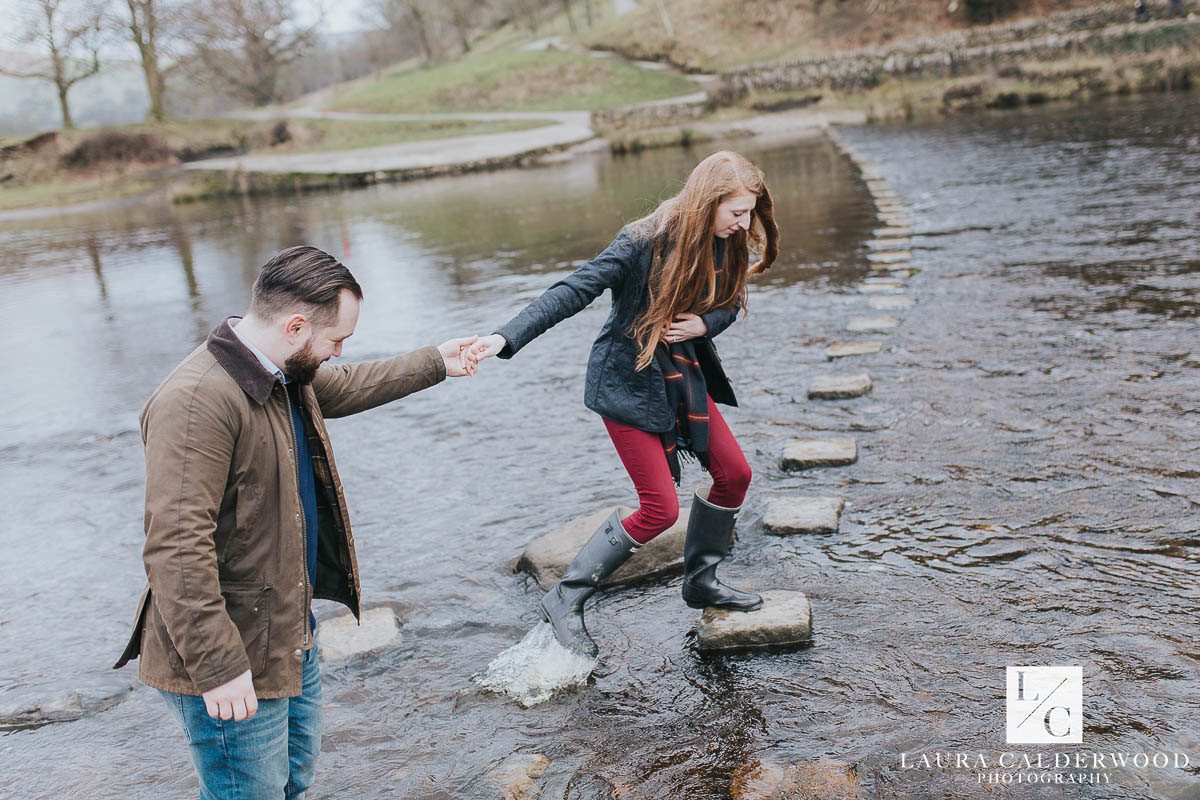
[[1, 93, 1198, 798]]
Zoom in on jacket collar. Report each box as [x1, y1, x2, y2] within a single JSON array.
[[206, 317, 280, 405]]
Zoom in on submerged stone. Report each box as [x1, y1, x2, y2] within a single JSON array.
[[317, 607, 401, 661], [781, 438, 858, 470], [868, 295, 916, 310], [0, 674, 134, 730], [518, 505, 686, 591], [763, 496, 845, 534], [807, 372, 872, 399], [490, 753, 551, 800], [825, 341, 883, 359], [731, 759, 861, 800], [845, 315, 897, 332], [696, 590, 813, 652]]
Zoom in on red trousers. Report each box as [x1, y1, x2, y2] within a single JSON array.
[[603, 395, 752, 544]]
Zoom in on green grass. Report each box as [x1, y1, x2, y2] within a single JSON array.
[[329, 48, 699, 114]]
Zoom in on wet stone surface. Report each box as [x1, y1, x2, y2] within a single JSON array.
[[0, 674, 134, 730], [825, 341, 883, 359], [695, 590, 814, 652], [807, 372, 872, 399], [845, 315, 898, 332], [762, 496, 845, 535], [730, 759, 861, 800], [781, 438, 859, 470], [317, 607, 402, 662], [518, 506, 686, 590], [868, 294, 916, 310]]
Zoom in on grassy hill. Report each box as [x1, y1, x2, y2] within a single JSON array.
[[328, 47, 700, 114]]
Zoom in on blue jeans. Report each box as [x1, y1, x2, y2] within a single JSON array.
[[160, 644, 323, 800]]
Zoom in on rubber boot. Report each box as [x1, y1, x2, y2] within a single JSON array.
[[681, 488, 763, 611], [539, 510, 640, 657]]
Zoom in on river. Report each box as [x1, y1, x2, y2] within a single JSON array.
[[1, 91, 1197, 798]]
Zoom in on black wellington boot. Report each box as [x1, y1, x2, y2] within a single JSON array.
[[681, 489, 764, 611], [539, 510, 641, 657]]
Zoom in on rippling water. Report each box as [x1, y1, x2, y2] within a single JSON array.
[[1, 92, 1198, 798]]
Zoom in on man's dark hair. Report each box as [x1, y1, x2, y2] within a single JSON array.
[[250, 246, 363, 326]]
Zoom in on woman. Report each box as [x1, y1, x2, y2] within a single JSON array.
[[471, 150, 780, 657]]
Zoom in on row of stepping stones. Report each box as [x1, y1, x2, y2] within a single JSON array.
[[514, 131, 917, 656]]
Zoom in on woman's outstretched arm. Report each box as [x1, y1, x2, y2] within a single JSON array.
[[472, 227, 639, 360]]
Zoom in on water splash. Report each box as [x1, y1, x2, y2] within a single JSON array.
[[474, 622, 597, 707]]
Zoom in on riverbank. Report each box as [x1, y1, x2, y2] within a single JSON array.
[[3, 2, 1197, 215]]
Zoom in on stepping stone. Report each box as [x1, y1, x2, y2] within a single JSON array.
[[518, 505, 686, 590], [0, 674, 135, 730], [865, 179, 891, 191], [881, 217, 914, 227], [808, 372, 872, 399], [858, 282, 904, 294], [868, 295, 915, 310], [763, 496, 845, 534], [874, 202, 906, 212], [317, 607, 401, 661], [696, 590, 813, 652], [781, 437, 858, 470], [731, 759, 861, 800], [490, 753, 551, 800], [868, 237, 911, 250], [862, 274, 903, 284], [882, 268, 915, 278], [846, 315, 897, 332], [867, 250, 911, 264], [874, 226, 912, 237], [825, 341, 882, 359]]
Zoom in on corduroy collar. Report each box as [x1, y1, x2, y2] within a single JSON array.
[[206, 316, 280, 406]]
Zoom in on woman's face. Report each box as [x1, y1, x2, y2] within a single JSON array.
[[713, 189, 758, 238]]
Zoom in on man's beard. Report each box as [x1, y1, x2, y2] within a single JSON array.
[[284, 337, 323, 385]]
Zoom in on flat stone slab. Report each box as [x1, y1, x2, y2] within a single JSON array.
[[846, 315, 898, 332], [807, 372, 872, 399], [317, 607, 401, 661], [825, 341, 883, 359], [868, 295, 915, 310], [763, 496, 845, 534], [781, 438, 858, 470], [696, 590, 813, 652], [866, 250, 912, 264], [857, 282, 904, 294], [881, 216, 914, 227], [518, 505, 686, 591], [0, 674, 134, 730], [874, 226, 912, 237], [868, 237, 912, 250], [864, 179, 891, 192]]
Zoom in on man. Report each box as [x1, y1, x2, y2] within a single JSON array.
[[114, 245, 478, 799]]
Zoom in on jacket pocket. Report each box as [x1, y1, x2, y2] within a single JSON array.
[[220, 582, 272, 676]]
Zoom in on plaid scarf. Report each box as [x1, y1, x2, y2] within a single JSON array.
[[655, 339, 711, 485]]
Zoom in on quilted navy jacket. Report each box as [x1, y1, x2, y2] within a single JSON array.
[[494, 225, 740, 433]]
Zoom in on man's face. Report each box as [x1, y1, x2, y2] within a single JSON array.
[[284, 289, 360, 384]]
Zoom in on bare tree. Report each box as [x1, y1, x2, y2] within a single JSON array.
[[363, 0, 435, 63], [180, 0, 318, 107], [443, 0, 482, 55], [0, 0, 106, 129], [123, 0, 178, 122]]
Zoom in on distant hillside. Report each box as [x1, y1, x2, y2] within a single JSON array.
[[580, 0, 1116, 71]]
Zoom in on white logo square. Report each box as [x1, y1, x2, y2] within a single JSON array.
[[1006, 666, 1083, 744]]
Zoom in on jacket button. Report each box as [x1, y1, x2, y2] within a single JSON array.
[[294, 649, 302, 657], [297, 581, 304, 589]]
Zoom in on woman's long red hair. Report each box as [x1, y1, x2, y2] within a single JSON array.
[[629, 150, 779, 370]]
